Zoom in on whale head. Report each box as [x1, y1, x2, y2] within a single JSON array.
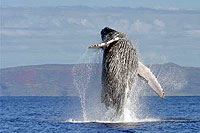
[[101, 27, 127, 42], [89, 27, 128, 49]]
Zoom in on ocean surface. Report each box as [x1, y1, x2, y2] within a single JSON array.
[[1, 96, 200, 133]]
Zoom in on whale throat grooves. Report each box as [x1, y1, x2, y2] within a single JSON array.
[[101, 38, 138, 115]]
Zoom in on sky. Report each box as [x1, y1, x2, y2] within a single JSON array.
[[2, 0, 200, 9], [1, 0, 200, 68]]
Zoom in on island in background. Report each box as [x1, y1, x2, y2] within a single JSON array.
[[0, 62, 200, 96]]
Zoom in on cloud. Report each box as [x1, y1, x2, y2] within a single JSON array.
[[130, 19, 166, 35], [113, 19, 130, 32], [153, 19, 165, 28], [185, 30, 200, 37], [149, 6, 180, 11], [131, 19, 152, 34], [0, 29, 33, 36], [153, 19, 166, 35], [1, 45, 30, 51], [67, 18, 91, 27], [1, 7, 200, 68], [0, 28, 66, 37]]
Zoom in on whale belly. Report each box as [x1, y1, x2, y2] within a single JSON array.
[[101, 40, 138, 113]]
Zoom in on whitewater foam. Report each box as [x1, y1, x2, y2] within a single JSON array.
[[65, 118, 161, 124]]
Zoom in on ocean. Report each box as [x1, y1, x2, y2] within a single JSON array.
[[0, 96, 200, 132]]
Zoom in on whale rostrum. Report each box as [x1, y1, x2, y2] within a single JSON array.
[[89, 27, 164, 115]]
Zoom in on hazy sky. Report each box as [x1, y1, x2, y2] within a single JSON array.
[[1, 1, 200, 68], [2, 0, 200, 9]]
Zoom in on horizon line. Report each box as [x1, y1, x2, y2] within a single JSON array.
[[1, 5, 200, 11], [1, 62, 200, 70]]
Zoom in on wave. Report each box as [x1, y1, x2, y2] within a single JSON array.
[[64, 118, 200, 124]]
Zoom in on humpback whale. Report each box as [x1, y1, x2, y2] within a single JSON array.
[[89, 27, 164, 115]]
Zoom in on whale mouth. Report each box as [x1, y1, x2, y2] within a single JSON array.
[[88, 37, 120, 49]]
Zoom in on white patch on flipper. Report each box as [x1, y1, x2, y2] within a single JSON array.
[[88, 37, 120, 48], [138, 61, 165, 98]]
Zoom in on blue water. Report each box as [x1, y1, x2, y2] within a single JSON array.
[[1, 96, 200, 132]]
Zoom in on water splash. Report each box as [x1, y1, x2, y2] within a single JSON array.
[[72, 49, 103, 121], [120, 78, 145, 122], [71, 49, 152, 122]]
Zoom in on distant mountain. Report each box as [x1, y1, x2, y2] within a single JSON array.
[[0, 64, 75, 96], [0, 63, 200, 96], [148, 63, 200, 96]]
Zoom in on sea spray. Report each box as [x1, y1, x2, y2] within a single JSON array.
[[100, 78, 145, 122], [122, 81, 139, 122], [72, 49, 103, 121], [72, 63, 91, 120], [71, 48, 151, 122]]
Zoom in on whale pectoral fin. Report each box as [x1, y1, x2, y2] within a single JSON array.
[[138, 61, 165, 98], [88, 37, 120, 49]]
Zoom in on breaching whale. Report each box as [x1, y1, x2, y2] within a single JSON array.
[[89, 27, 164, 115]]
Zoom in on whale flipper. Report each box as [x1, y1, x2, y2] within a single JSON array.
[[138, 61, 165, 98], [88, 37, 120, 49]]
